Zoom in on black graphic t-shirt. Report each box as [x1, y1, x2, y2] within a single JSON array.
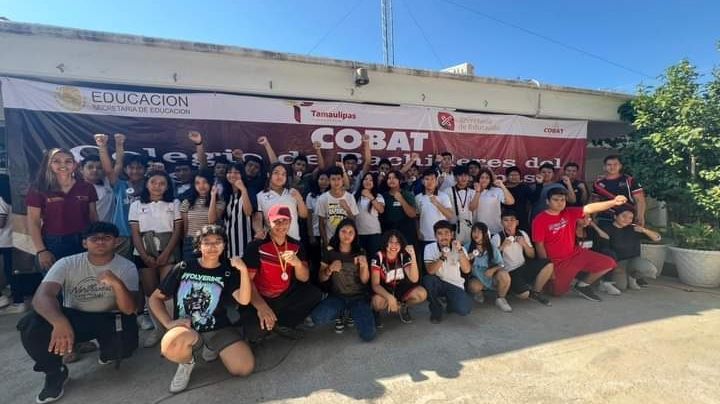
[[159, 260, 240, 333]]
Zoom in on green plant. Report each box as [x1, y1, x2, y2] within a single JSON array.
[[613, 58, 720, 227], [671, 222, 720, 251]]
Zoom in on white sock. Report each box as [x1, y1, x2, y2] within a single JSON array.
[[576, 281, 590, 287]]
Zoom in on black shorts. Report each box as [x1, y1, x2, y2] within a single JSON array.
[[194, 327, 244, 352], [508, 258, 551, 295], [381, 281, 421, 302]]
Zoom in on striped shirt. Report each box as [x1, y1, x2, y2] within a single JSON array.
[[225, 191, 252, 258], [180, 197, 225, 238]]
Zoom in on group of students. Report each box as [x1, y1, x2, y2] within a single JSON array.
[[3, 131, 663, 403]]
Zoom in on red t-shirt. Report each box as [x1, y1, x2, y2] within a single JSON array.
[[532, 207, 584, 262], [243, 236, 307, 298], [26, 180, 98, 236]]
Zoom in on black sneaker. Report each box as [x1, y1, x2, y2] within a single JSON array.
[[37, 365, 69, 403], [334, 318, 345, 334], [529, 290, 552, 306], [430, 312, 442, 324], [274, 325, 305, 340], [399, 304, 413, 324], [373, 311, 383, 329], [573, 285, 602, 302], [636, 278, 650, 288]]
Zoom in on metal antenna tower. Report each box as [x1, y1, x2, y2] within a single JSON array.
[[381, 0, 394, 66]]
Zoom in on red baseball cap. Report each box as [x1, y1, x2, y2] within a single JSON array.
[[268, 205, 292, 222]]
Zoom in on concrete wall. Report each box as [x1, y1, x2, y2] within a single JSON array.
[[0, 22, 631, 124]]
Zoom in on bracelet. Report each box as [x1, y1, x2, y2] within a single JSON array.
[[194, 142, 203, 146], [37, 249, 49, 255]]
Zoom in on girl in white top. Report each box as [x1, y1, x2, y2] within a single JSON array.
[[415, 169, 455, 242], [354, 172, 385, 258], [471, 168, 515, 234], [306, 172, 330, 245], [129, 171, 182, 344], [253, 162, 308, 241]]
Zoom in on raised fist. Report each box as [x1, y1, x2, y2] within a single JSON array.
[[188, 131, 203, 145], [113, 133, 126, 145], [231, 149, 244, 161], [94, 134, 108, 147]]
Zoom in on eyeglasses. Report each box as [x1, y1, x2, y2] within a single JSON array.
[[86, 235, 114, 243]]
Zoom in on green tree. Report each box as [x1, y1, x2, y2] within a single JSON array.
[[618, 59, 720, 227]]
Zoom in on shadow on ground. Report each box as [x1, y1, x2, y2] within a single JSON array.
[[1, 277, 719, 404]]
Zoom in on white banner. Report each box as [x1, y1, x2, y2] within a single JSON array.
[[0, 76, 586, 139]]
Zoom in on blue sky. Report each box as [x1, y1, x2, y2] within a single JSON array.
[[1, 0, 718, 93]]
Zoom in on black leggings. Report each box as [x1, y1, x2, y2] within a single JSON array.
[[238, 281, 322, 339], [17, 309, 138, 374]]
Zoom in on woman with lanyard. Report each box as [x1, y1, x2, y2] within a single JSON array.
[[446, 165, 477, 244], [471, 168, 515, 235], [354, 172, 385, 259], [465, 222, 512, 312], [370, 230, 427, 327], [27, 148, 98, 273], [219, 162, 253, 259], [241, 205, 322, 341]]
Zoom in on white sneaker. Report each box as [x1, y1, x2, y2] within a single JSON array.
[[169, 360, 195, 393], [137, 314, 154, 331], [0, 295, 10, 308], [495, 297, 513, 313], [598, 281, 622, 296], [0, 302, 27, 314], [627, 276, 642, 290], [143, 328, 163, 348], [201, 345, 218, 362]]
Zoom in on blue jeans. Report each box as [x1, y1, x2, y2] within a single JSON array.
[[422, 274, 472, 318], [40, 234, 83, 274], [311, 295, 376, 342], [182, 236, 196, 262]]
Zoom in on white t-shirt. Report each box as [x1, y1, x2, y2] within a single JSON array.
[[305, 193, 321, 238], [416, 192, 452, 241], [0, 197, 12, 248], [444, 187, 476, 244], [424, 242, 467, 289], [473, 187, 506, 234], [491, 230, 531, 271], [438, 171, 456, 193], [257, 188, 302, 240], [43, 252, 139, 312], [128, 199, 181, 233], [94, 179, 115, 223], [316, 191, 360, 240], [356, 194, 385, 235]]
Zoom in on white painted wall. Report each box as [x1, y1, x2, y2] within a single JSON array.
[[0, 22, 631, 123]]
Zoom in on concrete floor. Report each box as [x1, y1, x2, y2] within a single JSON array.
[[1, 277, 719, 404]]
